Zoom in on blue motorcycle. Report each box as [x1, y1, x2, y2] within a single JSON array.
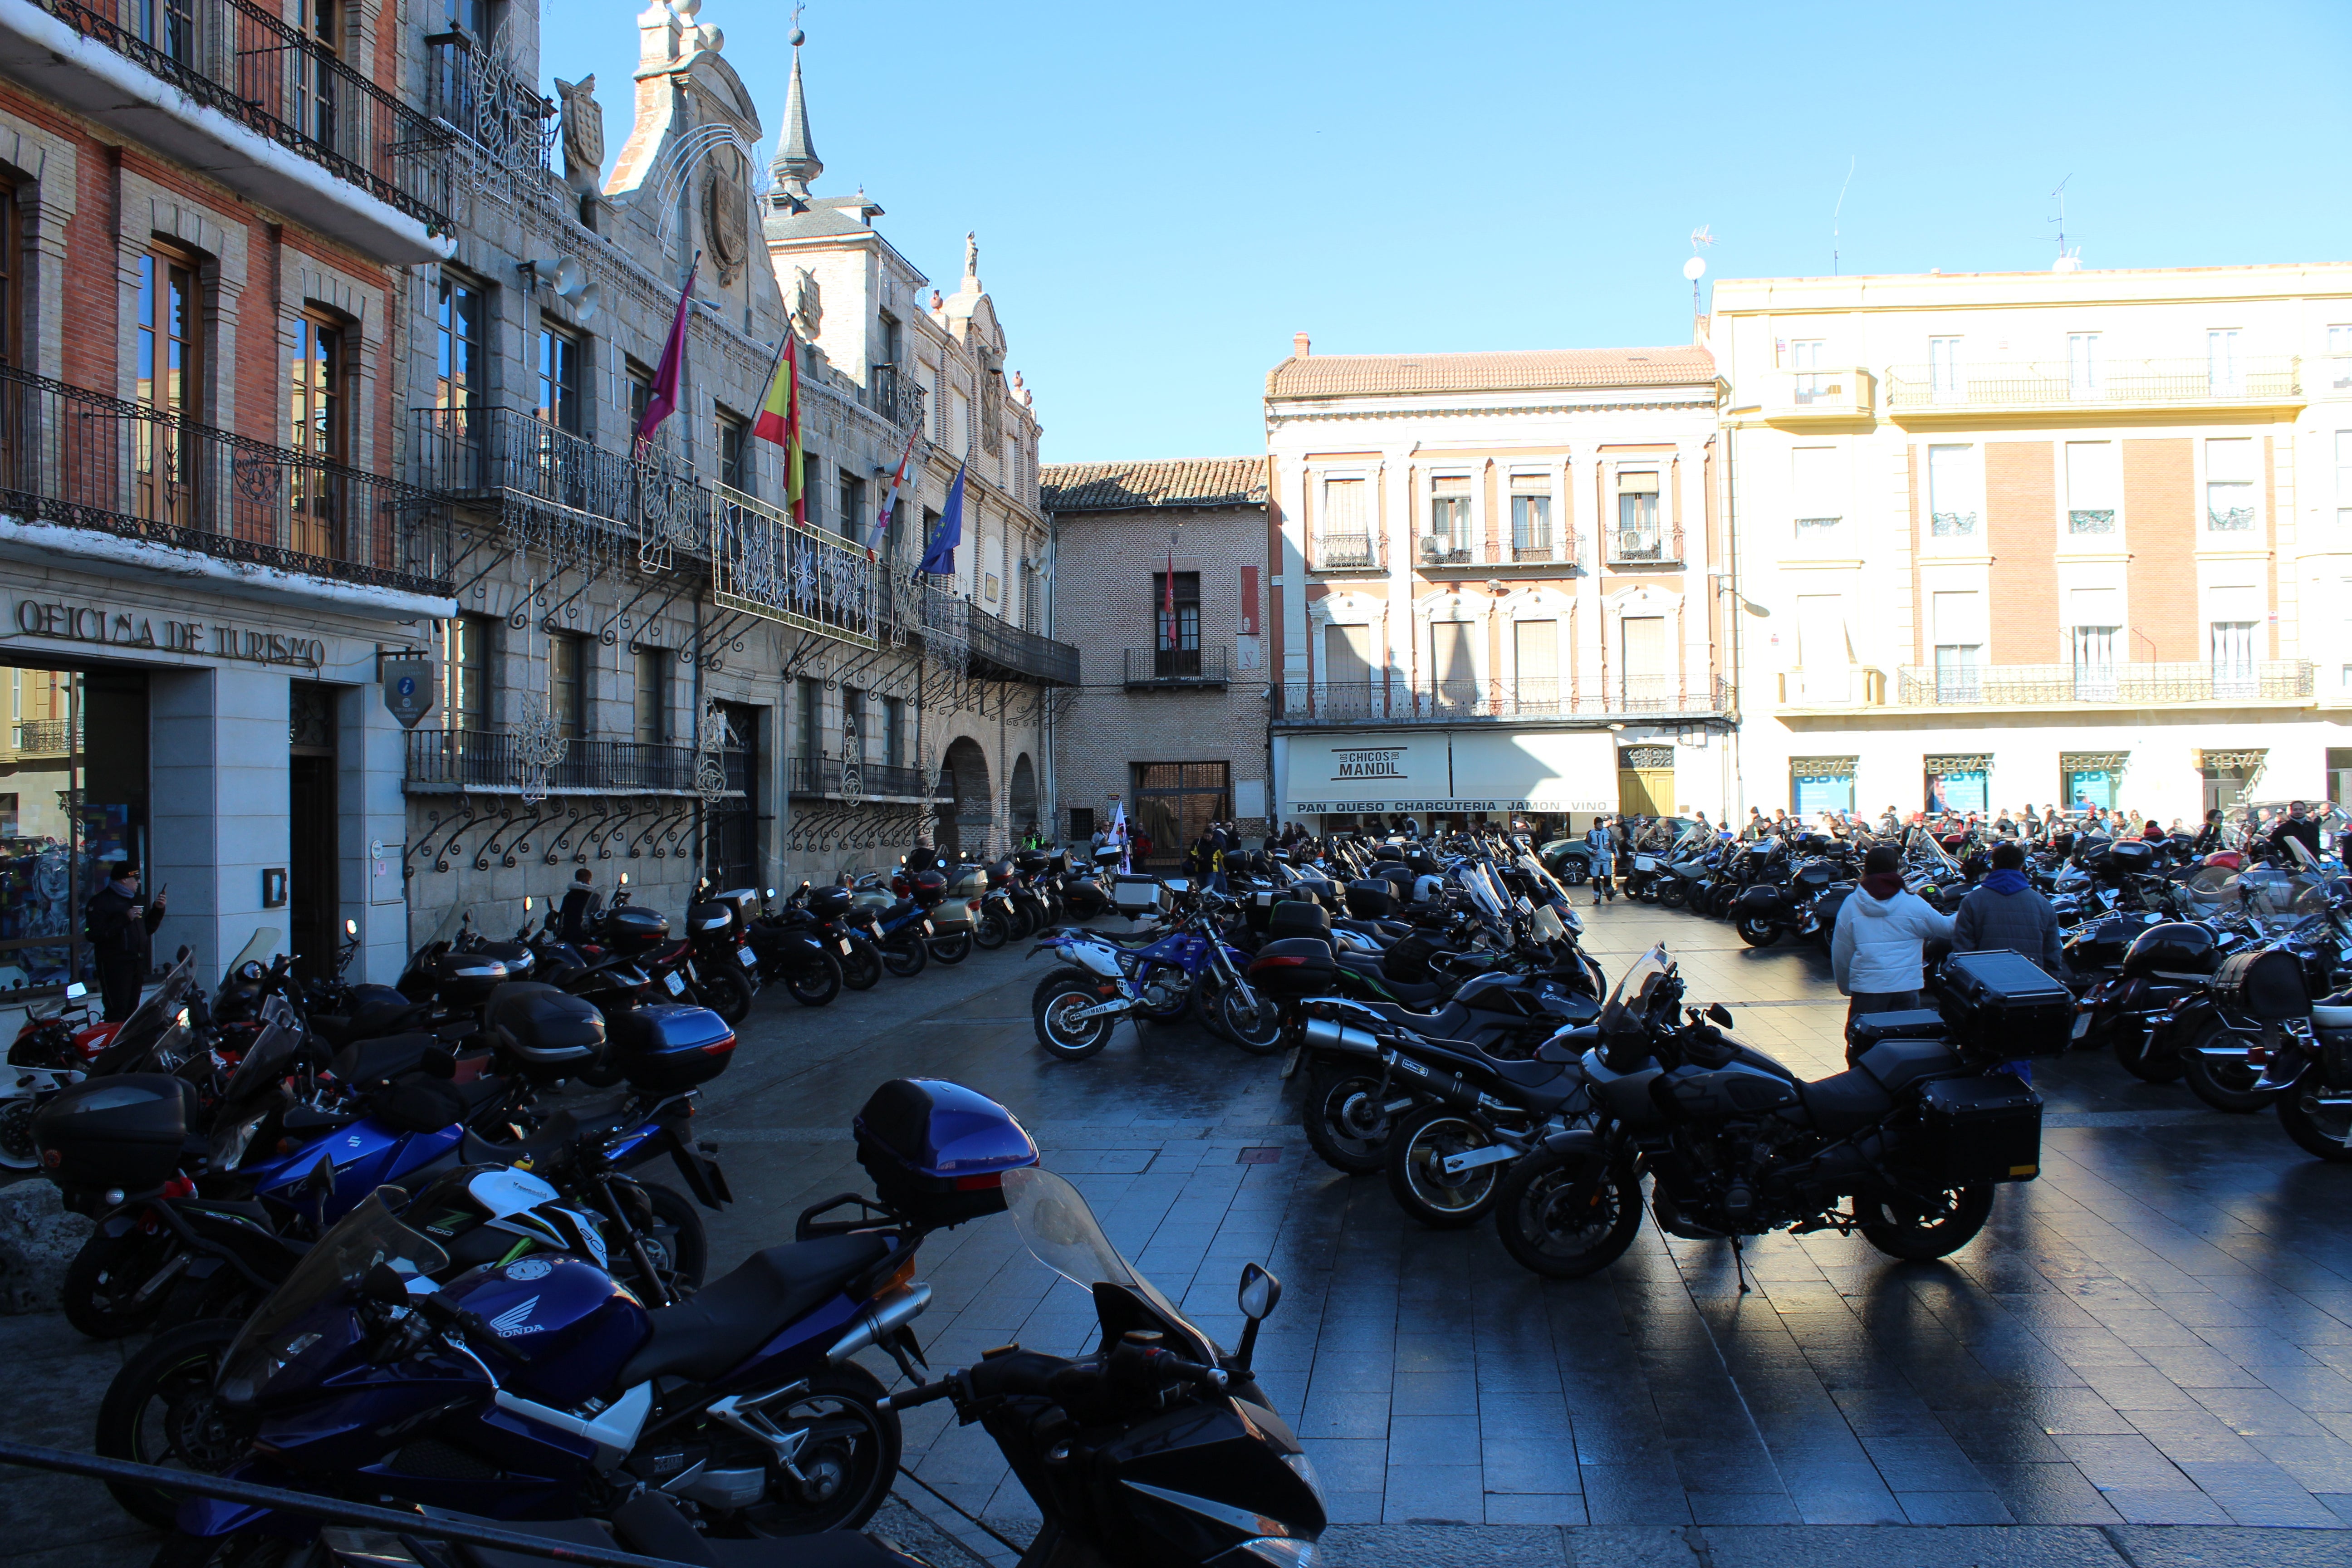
[[157, 1078, 1040, 1555], [1027, 883, 1279, 1059]]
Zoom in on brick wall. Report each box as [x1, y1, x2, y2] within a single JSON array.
[[2124, 438, 2197, 661], [1985, 441, 2058, 663], [1049, 503, 1271, 839]]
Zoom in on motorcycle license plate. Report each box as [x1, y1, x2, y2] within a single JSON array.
[[922, 921, 934, 935], [663, 972, 686, 996], [2071, 1011, 2092, 1040], [737, 946, 757, 967], [838, 939, 853, 955]]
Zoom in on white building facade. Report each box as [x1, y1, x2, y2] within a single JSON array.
[[1710, 263, 2352, 826]]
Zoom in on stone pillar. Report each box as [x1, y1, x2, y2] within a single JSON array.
[[149, 666, 291, 982], [336, 684, 410, 986]]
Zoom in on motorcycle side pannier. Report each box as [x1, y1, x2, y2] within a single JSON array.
[[1919, 1074, 2043, 1183], [487, 983, 606, 1068], [2121, 922, 2221, 980], [1938, 950, 2073, 1057], [2214, 947, 2310, 1023], [34, 1073, 198, 1197], [1247, 937, 1338, 996], [608, 1003, 735, 1091], [854, 1078, 1039, 1227]]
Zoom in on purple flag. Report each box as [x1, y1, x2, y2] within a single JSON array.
[[634, 264, 696, 448]]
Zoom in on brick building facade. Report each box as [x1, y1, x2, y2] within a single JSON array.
[[1041, 459, 1271, 859]]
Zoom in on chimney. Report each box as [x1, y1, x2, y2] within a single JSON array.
[[1292, 331, 1311, 358]]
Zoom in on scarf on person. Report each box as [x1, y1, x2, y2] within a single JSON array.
[[108, 877, 138, 899], [1982, 868, 2030, 895], [1859, 871, 1905, 899]]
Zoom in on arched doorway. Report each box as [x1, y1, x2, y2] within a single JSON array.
[[939, 737, 992, 859], [1009, 754, 1037, 844]]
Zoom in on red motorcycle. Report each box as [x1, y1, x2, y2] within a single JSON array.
[[2, 980, 113, 1169]]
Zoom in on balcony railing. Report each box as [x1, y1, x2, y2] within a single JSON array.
[[862, 365, 926, 431], [1313, 531, 1382, 571], [1124, 646, 1230, 687], [788, 755, 946, 800], [1885, 357, 2302, 412], [413, 406, 706, 569], [0, 363, 450, 596], [10, 718, 76, 755], [21, 0, 452, 240], [422, 29, 551, 181], [1605, 524, 1684, 566], [405, 730, 729, 795], [710, 482, 896, 650], [1416, 534, 1474, 568], [1273, 676, 1734, 727], [1893, 661, 2314, 707], [1764, 367, 1876, 420], [914, 582, 1079, 686]]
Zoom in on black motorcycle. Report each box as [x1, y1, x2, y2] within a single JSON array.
[[1491, 944, 2058, 1280]]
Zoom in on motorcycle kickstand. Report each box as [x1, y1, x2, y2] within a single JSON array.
[[1730, 1235, 1751, 1296]]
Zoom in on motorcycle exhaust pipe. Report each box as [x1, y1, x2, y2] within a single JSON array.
[[827, 1281, 933, 1366], [1303, 1017, 1382, 1058]]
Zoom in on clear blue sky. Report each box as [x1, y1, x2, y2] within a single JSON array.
[[544, 0, 2352, 465]]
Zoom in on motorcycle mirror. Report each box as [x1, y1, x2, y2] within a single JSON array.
[[64, 981, 86, 1000], [524, 896, 534, 911], [618, 873, 629, 886], [1237, 1261, 1282, 1322], [176, 944, 191, 962], [1706, 1002, 1733, 1027], [360, 1260, 411, 1306]]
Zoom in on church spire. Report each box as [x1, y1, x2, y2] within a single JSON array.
[[771, 24, 821, 202]]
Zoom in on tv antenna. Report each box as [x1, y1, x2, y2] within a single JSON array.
[[1831, 155, 1855, 275], [1684, 226, 1715, 315], [2047, 175, 2080, 270]]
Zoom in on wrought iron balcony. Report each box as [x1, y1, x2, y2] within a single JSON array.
[[2, 0, 453, 260], [1271, 676, 1734, 727], [1885, 356, 2303, 412], [413, 407, 706, 571], [0, 363, 450, 598], [788, 754, 947, 801], [422, 29, 551, 181], [913, 581, 1079, 686], [1894, 661, 2314, 708], [1313, 531, 1381, 572], [1605, 524, 1684, 566], [10, 718, 75, 756], [1124, 646, 1230, 688], [404, 729, 726, 796], [710, 482, 897, 651], [1416, 535, 1474, 568], [862, 365, 926, 431]]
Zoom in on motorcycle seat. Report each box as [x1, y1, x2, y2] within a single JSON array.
[[617, 1233, 897, 1387], [313, 996, 434, 1049], [1797, 1068, 1894, 1137]]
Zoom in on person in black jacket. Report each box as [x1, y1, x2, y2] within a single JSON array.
[[2271, 800, 2324, 865], [84, 862, 165, 1021]]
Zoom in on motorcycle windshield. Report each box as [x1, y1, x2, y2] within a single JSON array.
[[220, 1188, 448, 1397], [1004, 1167, 1221, 1360], [1530, 905, 1566, 945], [1597, 945, 1672, 1036], [98, 951, 201, 1065], [217, 994, 303, 1105]]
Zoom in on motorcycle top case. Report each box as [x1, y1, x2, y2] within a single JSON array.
[[34, 1073, 199, 1195], [806, 885, 854, 920], [1937, 950, 2074, 1057], [486, 982, 606, 1067], [1112, 875, 1167, 915], [1920, 1074, 2043, 1184], [853, 1078, 1038, 1227], [1344, 879, 1395, 920], [1248, 936, 1339, 996], [686, 900, 736, 936], [469, 940, 536, 981], [599, 906, 671, 954], [607, 1004, 735, 1092], [447, 1255, 652, 1409], [1265, 899, 1333, 943], [431, 950, 511, 1008]]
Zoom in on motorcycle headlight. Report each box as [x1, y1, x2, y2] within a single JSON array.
[[1280, 1450, 1327, 1507], [219, 1328, 323, 1403]]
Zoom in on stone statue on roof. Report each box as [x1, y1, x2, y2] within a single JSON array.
[[963, 232, 978, 282], [554, 74, 603, 190], [792, 267, 823, 341]]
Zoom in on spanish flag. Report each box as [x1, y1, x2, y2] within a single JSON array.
[[753, 330, 805, 525]]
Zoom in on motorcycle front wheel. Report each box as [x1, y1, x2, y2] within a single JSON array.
[[0, 1093, 37, 1170], [1494, 1152, 1642, 1279], [2278, 1088, 2352, 1162], [1217, 982, 1285, 1056], [1386, 1104, 1506, 1229], [1858, 1181, 1995, 1260], [63, 1226, 177, 1340], [2180, 1020, 2278, 1112], [97, 1318, 246, 1529], [1032, 970, 1118, 1060], [881, 932, 929, 978], [784, 951, 844, 1008], [838, 936, 884, 990], [927, 929, 974, 965], [1657, 879, 1687, 909]]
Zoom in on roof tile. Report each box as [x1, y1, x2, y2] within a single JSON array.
[[1264, 346, 1716, 400], [1040, 457, 1267, 513]]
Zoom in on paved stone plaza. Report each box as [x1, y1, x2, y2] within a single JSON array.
[[2, 904, 2348, 1568]]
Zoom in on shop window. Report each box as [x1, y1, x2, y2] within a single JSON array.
[[2061, 755, 2123, 812], [1792, 759, 1857, 816], [0, 668, 146, 995]]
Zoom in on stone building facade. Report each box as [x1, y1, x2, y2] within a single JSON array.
[[1041, 459, 1271, 861]]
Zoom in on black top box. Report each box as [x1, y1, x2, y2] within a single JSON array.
[[1938, 950, 2074, 1057]]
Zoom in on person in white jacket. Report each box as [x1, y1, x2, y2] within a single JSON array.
[[1831, 844, 1956, 1036]]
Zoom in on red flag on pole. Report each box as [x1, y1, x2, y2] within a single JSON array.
[[1163, 546, 1176, 648]]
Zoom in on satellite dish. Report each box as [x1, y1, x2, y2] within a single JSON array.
[[1682, 256, 1707, 281], [572, 281, 600, 325]]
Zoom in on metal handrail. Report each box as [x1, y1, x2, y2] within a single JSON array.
[[405, 729, 726, 794], [31, 0, 453, 230], [789, 754, 944, 799], [1604, 524, 1684, 566], [1894, 661, 2313, 706], [914, 581, 1078, 685], [710, 482, 893, 649], [0, 362, 450, 595], [1885, 355, 2301, 409], [1313, 532, 1380, 570], [1124, 646, 1230, 685], [412, 406, 707, 564], [1271, 676, 1733, 725]]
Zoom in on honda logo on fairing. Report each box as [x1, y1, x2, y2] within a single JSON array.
[[489, 1297, 542, 1337]]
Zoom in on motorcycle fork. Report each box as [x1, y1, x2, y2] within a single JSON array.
[[591, 1171, 675, 1308]]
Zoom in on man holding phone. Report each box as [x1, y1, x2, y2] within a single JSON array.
[[85, 861, 166, 1020]]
